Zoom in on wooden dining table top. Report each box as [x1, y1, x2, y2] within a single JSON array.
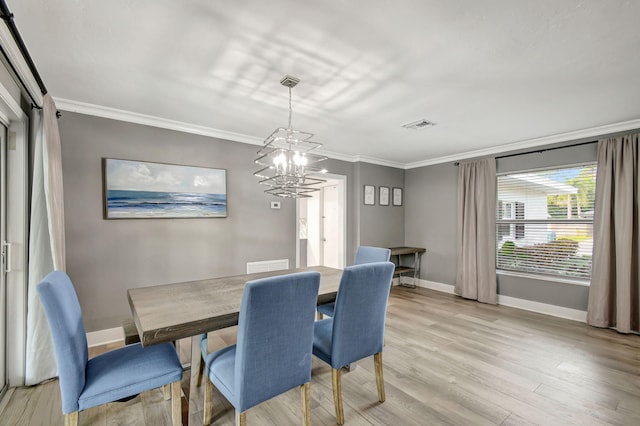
[[127, 265, 343, 347]]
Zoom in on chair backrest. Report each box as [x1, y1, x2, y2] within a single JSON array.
[[235, 271, 320, 412], [330, 262, 395, 368], [354, 246, 391, 265], [37, 270, 89, 414]]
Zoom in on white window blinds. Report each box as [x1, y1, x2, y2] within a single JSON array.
[[496, 164, 597, 281]]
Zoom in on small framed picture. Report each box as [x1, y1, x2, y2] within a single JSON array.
[[364, 185, 375, 205], [379, 186, 390, 206], [392, 187, 403, 206]]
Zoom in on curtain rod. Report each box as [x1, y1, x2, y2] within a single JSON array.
[[453, 140, 597, 166], [0, 0, 47, 110]]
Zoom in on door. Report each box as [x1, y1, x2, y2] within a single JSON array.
[[0, 123, 7, 395], [322, 184, 340, 268], [297, 175, 346, 269]]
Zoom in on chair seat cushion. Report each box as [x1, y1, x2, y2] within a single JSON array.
[[317, 302, 335, 317], [205, 344, 238, 406], [312, 319, 333, 366], [79, 343, 182, 411]]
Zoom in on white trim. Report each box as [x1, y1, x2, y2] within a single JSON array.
[[0, 22, 43, 106], [0, 83, 24, 124], [411, 278, 586, 322], [86, 327, 124, 348], [497, 294, 587, 322], [497, 270, 590, 287], [353, 155, 406, 169], [404, 118, 640, 169], [412, 278, 456, 294], [54, 97, 264, 145], [53, 98, 410, 166], [5, 119, 28, 387], [54, 99, 640, 170]]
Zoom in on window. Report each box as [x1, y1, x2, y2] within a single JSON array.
[[496, 164, 597, 281]]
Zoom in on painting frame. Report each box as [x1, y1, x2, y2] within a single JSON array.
[[364, 185, 375, 205], [379, 186, 390, 206], [102, 158, 227, 219], [392, 187, 403, 206]]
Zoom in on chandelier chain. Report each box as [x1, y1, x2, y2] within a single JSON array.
[[288, 86, 293, 130]]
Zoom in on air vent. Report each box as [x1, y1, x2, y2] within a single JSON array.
[[401, 119, 436, 130]]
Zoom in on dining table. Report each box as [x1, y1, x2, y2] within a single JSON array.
[[127, 265, 343, 425]]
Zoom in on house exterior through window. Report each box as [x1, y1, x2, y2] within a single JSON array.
[[496, 163, 597, 281]]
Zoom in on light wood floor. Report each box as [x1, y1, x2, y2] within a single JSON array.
[[2, 286, 640, 425]]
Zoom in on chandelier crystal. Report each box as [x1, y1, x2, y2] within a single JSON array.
[[254, 75, 328, 198]]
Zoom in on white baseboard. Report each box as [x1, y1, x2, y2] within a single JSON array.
[[410, 277, 456, 294], [86, 327, 124, 348], [411, 277, 587, 323]]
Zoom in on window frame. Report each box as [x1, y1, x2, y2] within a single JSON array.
[[495, 162, 596, 283]]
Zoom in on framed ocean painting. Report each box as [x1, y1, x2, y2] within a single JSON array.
[[103, 158, 227, 219]]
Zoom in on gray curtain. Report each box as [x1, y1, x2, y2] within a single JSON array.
[[455, 158, 497, 304], [587, 133, 640, 333]]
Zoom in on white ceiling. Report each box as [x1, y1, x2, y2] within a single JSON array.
[[8, 0, 640, 167]]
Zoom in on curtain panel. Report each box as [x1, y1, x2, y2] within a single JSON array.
[[587, 133, 640, 333], [25, 94, 66, 385], [455, 158, 497, 304]]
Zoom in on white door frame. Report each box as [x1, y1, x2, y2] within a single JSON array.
[[0, 91, 29, 388], [296, 173, 347, 269]]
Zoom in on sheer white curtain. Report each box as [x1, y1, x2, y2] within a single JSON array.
[[455, 158, 497, 304], [25, 94, 66, 385], [587, 133, 640, 333]]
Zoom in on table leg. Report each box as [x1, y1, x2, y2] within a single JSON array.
[[173, 337, 201, 426], [188, 335, 201, 425]]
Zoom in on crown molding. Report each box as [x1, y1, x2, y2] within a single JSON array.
[[354, 155, 406, 169], [404, 118, 640, 169], [54, 97, 266, 146], [0, 19, 43, 106], [54, 97, 640, 170], [54, 97, 375, 164]]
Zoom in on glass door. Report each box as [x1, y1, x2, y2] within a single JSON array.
[[0, 123, 7, 396]]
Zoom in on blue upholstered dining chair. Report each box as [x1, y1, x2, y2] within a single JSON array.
[[201, 271, 321, 426], [316, 246, 391, 319], [312, 262, 395, 425], [37, 271, 183, 426]]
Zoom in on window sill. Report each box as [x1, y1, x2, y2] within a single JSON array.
[[497, 269, 590, 287]]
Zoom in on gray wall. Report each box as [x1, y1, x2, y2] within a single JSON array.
[[405, 163, 458, 285], [59, 112, 403, 331], [404, 143, 598, 311], [357, 162, 405, 248], [60, 112, 296, 331]]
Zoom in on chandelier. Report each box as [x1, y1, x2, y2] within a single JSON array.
[[254, 75, 328, 198]]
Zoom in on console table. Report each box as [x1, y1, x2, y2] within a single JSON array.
[[389, 246, 426, 288]]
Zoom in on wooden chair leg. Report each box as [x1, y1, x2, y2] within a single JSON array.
[[374, 352, 385, 403], [317, 311, 323, 320], [332, 368, 344, 425], [204, 377, 214, 425], [301, 382, 311, 426], [235, 410, 247, 426], [197, 353, 205, 387], [163, 383, 171, 400], [64, 411, 79, 426], [171, 380, 181, 426]]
